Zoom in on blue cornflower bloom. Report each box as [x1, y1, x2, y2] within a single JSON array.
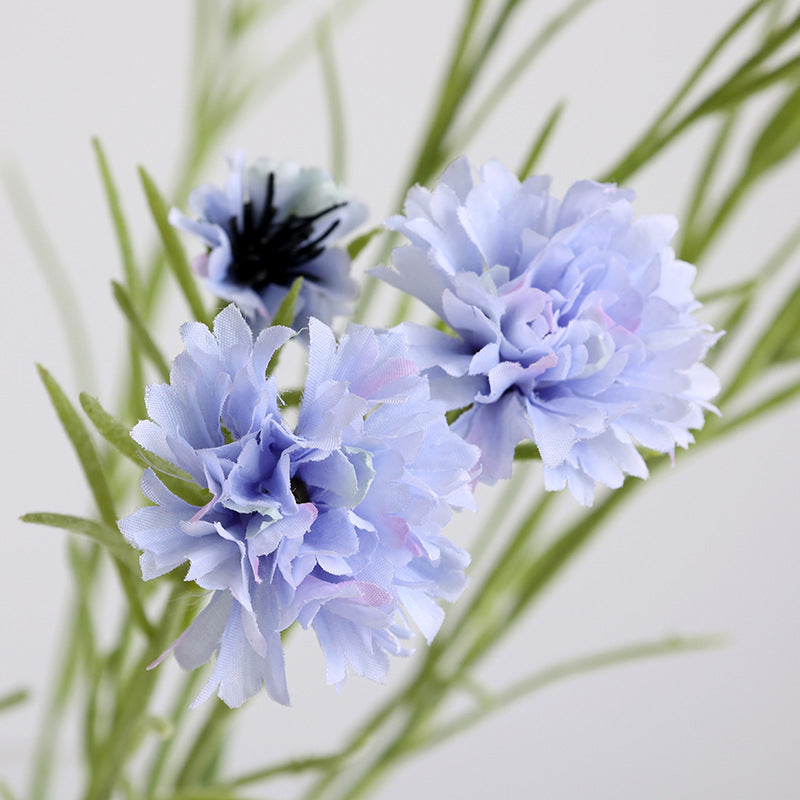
[[373, 157, 720, 506], [119, 305, 478, 707], [169, 153, 367, 332]]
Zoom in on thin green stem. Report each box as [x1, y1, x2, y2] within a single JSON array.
[[2, 165, 97, 391], [517, 101, 566, 179], [144, 670, 207, 798], [679, 111, 738, 261], [174, 700, 233, 790], [410, 634, 726, 751], [601, 0, 782, 183], [316, 17, 347, 182], [83, 588, 189, 800], [226, 754, 343, 789], [451, 0, 593, 154]]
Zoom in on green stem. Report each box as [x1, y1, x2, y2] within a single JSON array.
[[144, 670, 207, 798], [173, 700, 233, 791], [600, 0, 781, 184], [410, 634, 726, 751], [679, 111, 738, 261], [83, 589, 188, 800], [29, 542, 101, 800]]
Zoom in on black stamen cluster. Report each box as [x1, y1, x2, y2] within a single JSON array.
[[226, 172, 345, 291]]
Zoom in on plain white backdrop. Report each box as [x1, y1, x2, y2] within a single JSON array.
[[2, 1, 800, 798]]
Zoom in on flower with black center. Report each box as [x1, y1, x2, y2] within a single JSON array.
[[170, 153, 367, 331]]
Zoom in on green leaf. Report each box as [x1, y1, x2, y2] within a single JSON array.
[[347, 227, 382, 260], [745, 83, 800, 180], [92, 138, 141, 302], [79, 392, 144, 464], [35, 368, 153, 634], [601, 0, 786, 183], [452, 0, 593, 154], [111, 281, 171, 381], [693, 50, 800, 118], [679, 111, 738, 262], [266, 277, 303, 376], [446, 405, 472, 425], [21, 512, 139, 573], [79, 392, 213, 508], [720, 279, 800, 403], [513, 442, 539, 460], [0, 688, 29, 713], [23, 511, 152, 638], [418, 634, 726, 750], [280, 388, 303, 407], [774, 336, 800, 361], [2, 165, 96, 390], [316, 16, 347, 182], [271, 276, 303, 329], [139, 166, 208, 324], [37, 365, 117, 528], [518, 101, 565, 179], [0, 781, 19, 800]]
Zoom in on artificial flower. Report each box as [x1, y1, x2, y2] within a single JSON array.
[[119, 305, 478, 706], [170, 153, 367, 331], [373, 157, 720, 505]]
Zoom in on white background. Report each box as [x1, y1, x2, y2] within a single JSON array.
[[2, 1, 799, 798]]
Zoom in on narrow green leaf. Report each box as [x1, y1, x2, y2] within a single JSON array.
[[0, 688, 29, 713], [35, 367, 153, 634], [513, 442, 539, 460], [347, 227, 382, 260], [92, 138, 141, 301], [174, 700, 233, 790], [744, 83, 800, 180], [418, 635, 726, 750], [79, 392, 213, 508], [280, 388, 303, 407], [700, 215, 800, 366], [21, 512, 139, 573], [697, 278, 755, 305], [265, 279, 302, 377], [517, 101, 565, 179], [446, 405, 472, 425], [601, 0, 784, 183], [453, 0, 594, 153], [112, 281, 171, 381], [316, 16, 347, 182], [720, 278, 800, 403], [774, 336, 800, 361], [706, 296, 752, 370], [228, 0, 292, 37], [226, 754, 342, 789], [681, 69, 800, 263], [0, 781, 19, 800], [2, 165, 96, 390], [716, 374, 800, 437], [400, 0, 488, 190], [679, 111, 738, 261], [693, 50, 800, 117], [79, 392, 142, 464], [37, 365, 117, 528], [159, 793, 264, 800], [139, 166, 208, 323], [271, 276, 303, 329]]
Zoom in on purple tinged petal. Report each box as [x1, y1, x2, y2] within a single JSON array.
[[377, 156, 719, 502], [119, 307, 476, 705]]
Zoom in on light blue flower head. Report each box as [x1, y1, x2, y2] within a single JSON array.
[[373, 157, 721, 506], [169, 153, 368, 332], [119, 305, 478, 707]]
